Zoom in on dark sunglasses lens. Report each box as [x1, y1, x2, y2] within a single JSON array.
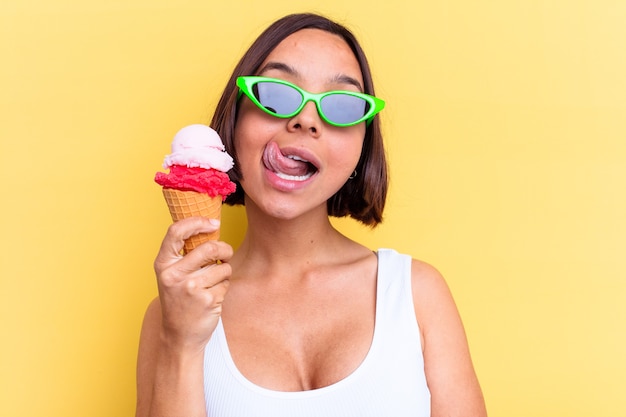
[[320, 94, 369, 125], [253, 82, 302, 116]]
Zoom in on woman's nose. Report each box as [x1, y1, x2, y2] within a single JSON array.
[[287, 101, 322, 137]]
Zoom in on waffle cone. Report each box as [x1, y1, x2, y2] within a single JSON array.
[[162, 188, 222, 254]]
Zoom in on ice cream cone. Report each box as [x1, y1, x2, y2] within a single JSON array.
[[162, 188, 222, 254]]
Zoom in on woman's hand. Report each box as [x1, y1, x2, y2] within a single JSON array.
[[154, 216, 233, 354]]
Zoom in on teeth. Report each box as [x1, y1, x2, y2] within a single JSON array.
[[286, 155, 308, 162], [275, 171, 314, 181]]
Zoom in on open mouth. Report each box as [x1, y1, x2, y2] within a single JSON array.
[[263, 142, 319, 182], [275, 155, 318, 181]]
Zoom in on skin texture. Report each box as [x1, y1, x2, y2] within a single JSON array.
[[136, 29, 486, 417]]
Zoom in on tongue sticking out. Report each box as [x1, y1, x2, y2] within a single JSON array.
[[263, 142, 315, 180]]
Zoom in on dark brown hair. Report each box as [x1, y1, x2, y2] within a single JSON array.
[[211, 13, 388, 226]]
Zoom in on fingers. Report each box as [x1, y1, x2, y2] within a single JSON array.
[[164, 261, 232, 293], [156, 260, 231, 351], [159, 216, 220, 256], [183, 238, 234, 270], [155, 217, 231, 272], [155, 216, 233, 292], [184, 264, 232, 298]]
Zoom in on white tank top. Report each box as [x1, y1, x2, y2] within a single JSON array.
[[203, 249, 431, 416]]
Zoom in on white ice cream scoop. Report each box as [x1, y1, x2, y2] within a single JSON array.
[[163, 124, 234, 172]]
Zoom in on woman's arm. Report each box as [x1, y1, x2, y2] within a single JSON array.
[[411, 260, 487, 417], [136, 298, 207, 417], [136, 217, 232, 417]]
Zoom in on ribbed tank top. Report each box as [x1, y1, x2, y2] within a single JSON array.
[[203, 248, 431, 416]]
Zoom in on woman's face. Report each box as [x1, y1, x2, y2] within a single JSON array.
[[233, 28, 366, 221]]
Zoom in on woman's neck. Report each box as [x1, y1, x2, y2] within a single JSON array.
[[230, 200, 355, 280]]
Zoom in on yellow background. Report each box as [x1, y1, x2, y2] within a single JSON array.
[[1, 0, 624, 416]]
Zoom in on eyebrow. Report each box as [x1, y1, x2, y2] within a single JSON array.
[[329, 74, 364, 92], [257, 61, 298, 77], [258, 61, 364, 92]]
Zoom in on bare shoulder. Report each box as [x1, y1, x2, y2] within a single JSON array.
[[409, 258, 488, 416], [409, 258, 446, 287], [409, 259, 456, 317], [408, 259, 461, 344]]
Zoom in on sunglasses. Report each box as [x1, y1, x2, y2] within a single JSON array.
[[236, 76, 385, 127]]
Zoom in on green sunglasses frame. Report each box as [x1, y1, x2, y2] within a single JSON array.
[[236, 76, 385, 127]]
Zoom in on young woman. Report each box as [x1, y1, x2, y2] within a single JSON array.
[[137, 13, 486, 417]]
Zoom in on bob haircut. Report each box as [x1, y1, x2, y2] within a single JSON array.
[[211, 13, 388, 226]]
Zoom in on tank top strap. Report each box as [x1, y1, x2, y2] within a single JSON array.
[[374, 249, 419, 344]]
